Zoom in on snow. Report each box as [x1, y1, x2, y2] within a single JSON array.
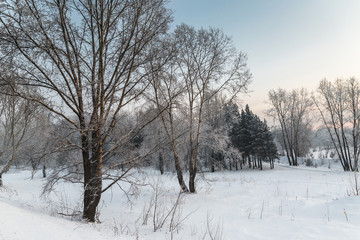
[[1, 164, 360, 239], [0, 201, 113, 240]]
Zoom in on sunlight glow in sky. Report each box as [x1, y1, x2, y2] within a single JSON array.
[[168, 0, 360, 118]]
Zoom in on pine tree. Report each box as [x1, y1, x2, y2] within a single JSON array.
[[230, 104, 278, 169]]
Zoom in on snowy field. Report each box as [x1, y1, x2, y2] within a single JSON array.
[[1, 163, 360, 240]]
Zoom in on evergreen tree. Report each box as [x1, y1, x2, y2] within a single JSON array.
[[230, 104, 278, 169]]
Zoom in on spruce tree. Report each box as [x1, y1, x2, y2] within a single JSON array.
[[230, 104, 278, 169]]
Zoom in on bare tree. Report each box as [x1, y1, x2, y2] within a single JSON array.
[[201, 94, 241, 172], [148, 44, 190, 192], [0, 82, 37, 186], [346, 78, 360, 171], [267, 89, 291, 164], [313, 78, 360, 171], [174, 24, 251, 192], [0, 0, 171, 221], [268, 88, 312, 165], [146, 24, 251, 193]]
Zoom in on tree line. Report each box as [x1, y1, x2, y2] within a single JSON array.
[[268, 77, 360, 172]]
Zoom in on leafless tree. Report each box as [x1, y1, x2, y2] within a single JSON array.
[[0, 81, 38, 186], [0, 0, 171, 221], [148, 41, 190, 192], [202, 93, 237, 172], [268, 88, 312, 165], [147, 24, 251, 193], [313, 78, 360, 171], [174, 24, 251, 192]]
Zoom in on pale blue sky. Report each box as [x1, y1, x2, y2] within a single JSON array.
[[168, 0, 360, 117]]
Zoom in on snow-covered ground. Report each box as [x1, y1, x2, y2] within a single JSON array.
[[1, 163, 360, 240]]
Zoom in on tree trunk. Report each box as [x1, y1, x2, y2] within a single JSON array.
[[83, 156, 102, 221], [211, 150, 215, 172], [0, 174, 3, 187], [82, 129, 103, 222], [42, 165, 46, 178], [354, 160, 359, 172], [83, 173, 102, 222], [171, 144, 189, 192], [188, 140, 197, 192], [188, 159, 196, 193], [159, 152, 164, 175], [279, 119, 292, 165], [189, 170, 196, 193]]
